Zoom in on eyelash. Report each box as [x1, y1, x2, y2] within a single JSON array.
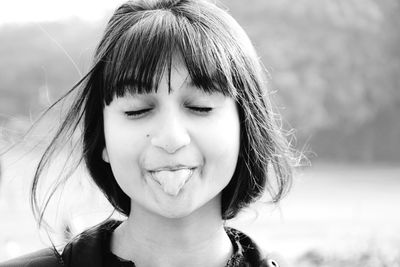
[[125, 108, 152, 117], [124, 106, 213, 118], [188, 106, 213, 114]]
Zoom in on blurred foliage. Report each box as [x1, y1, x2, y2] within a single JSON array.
[[297, 243, 400, 267], [1, 0, 399, 161]]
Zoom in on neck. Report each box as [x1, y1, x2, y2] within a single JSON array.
[[111, 198, 233, 267]]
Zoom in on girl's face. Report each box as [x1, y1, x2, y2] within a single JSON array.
[[102, 63, 240, 219]]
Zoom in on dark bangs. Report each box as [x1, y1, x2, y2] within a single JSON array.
[[101, 5, 242, 105]]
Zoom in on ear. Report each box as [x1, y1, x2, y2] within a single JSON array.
[[102, 147, 110, 163]]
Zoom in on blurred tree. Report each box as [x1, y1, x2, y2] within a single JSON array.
[[1, 0, 399, 161], [224, 0, 400, 161], [0, 20, 102, 118]]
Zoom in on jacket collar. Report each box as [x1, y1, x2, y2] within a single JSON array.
[[61, 220, 276, 267]]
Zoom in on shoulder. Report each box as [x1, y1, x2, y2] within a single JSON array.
[[225, 227, 282, 267], [60, 219, 121, 266], [0, 248, 63, 267], [0, 220, 121, 267]]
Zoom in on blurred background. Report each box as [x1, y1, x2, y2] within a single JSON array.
[[1, 0, 399, 266]]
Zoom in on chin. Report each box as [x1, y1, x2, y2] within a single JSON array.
[[155, 195, 219, 220], [160, 211, 194, 219], [155, 203, 198, 219]]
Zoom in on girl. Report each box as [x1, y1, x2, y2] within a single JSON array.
[[1, 0, 293, 266]]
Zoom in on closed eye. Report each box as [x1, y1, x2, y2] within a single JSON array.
[[125, 108, 152, 118], [188, 106, 213, 114]]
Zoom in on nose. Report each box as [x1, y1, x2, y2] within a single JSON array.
[[150, 111, 191, 154]]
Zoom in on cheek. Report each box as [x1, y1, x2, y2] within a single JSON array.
[[196, 110, 240, 182], [204, 130, 239, 164], [105, 128, 143, 162], [103, 123, 148, 192]]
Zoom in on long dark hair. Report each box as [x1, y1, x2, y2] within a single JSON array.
[[31, 0, 295, 226]]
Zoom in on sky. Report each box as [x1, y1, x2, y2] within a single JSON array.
[[0, 0, 126, 25]]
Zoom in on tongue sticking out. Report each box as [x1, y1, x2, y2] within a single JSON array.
[[152, 169, 193, 196]]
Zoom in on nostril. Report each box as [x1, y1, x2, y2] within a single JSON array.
[[151, 133, 190, 154]]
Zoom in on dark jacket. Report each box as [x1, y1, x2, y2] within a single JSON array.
[[0, 220, 280, 267]]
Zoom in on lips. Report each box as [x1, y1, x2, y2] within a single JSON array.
[[149, 167, 195, 196], [149, 165, 196, 172]]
